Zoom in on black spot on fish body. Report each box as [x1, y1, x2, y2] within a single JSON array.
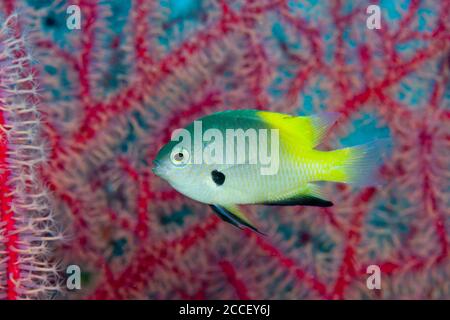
[[211, 170, 225, 186]]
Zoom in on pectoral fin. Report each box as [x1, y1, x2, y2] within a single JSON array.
[[210, 204, 265, 235]]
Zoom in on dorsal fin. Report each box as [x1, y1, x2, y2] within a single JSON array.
[[258, 111, 340, 148], [307, 112, 340, 147]]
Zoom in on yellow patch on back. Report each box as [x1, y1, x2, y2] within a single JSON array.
[[257, 110, 339, 150], [257, 111, 315, 149]]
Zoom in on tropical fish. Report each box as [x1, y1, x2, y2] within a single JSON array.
[[153, 109, 389, 234]]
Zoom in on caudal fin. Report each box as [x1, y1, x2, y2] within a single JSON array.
[[327, 139, 392, 186]]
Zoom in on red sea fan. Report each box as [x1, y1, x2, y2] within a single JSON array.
[[0, 13, 60, 299], [0, 0, 449, 299]]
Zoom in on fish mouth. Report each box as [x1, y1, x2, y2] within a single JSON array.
[[152, 160, 165, 177]]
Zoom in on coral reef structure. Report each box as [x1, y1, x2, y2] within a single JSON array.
[[0, 0, 448, 299]]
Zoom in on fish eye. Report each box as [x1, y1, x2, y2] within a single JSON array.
[[170, 148, 190, 166], [174, 152, 184, 161]]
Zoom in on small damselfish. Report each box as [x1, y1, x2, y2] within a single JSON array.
[[153, 109, 390, 234]]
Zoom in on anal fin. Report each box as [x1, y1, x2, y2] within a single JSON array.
[[263, 195, 333, 207], [262, 183, 333, 207]]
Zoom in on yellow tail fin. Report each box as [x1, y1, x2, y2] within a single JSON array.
[[326, 139, 391, 186]]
